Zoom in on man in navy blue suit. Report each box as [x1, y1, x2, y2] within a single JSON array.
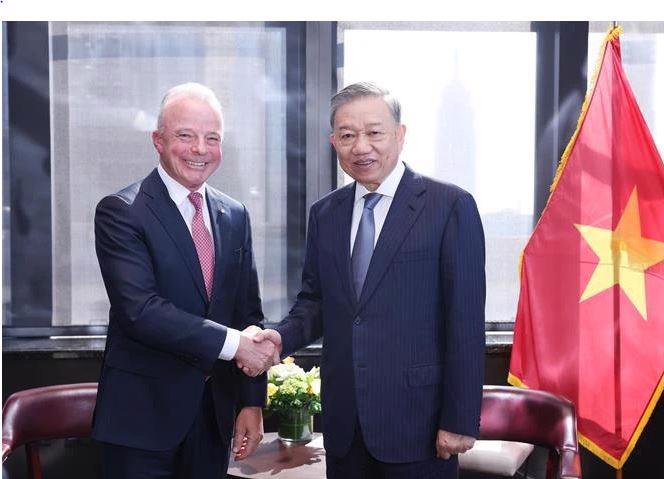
[[253, 82, 486, 478], [93, 83, 278, 478]]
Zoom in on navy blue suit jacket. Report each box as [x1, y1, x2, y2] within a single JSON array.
[[92, 168, 265, 451], [276, 165, 485, 463]]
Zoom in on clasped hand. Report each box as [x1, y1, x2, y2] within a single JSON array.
[[436, 429, 476, 459], [234, 326, 283, 377]]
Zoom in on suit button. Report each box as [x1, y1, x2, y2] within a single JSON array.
[[354, 317, 360, 325]]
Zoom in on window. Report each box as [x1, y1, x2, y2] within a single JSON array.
[[11, 22, 655, 335], [338, 22, 536, 324], [3, 22, 306, 331], [589, 22, 664, 157]]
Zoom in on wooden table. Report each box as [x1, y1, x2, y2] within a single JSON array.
[[227, 432, 326, 479]]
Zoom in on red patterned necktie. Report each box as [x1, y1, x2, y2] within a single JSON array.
[[188, 192, 215, 299]]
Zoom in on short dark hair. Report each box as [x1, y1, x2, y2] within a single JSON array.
[[330, 82, 401, 128]]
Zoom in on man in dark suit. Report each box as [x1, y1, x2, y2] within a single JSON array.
[[93, 83, 277, 479], [253, 82, 486, 478]]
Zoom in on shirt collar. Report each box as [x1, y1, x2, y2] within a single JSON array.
[[157, 163, 208, 207], [354, 160, 406, 204]]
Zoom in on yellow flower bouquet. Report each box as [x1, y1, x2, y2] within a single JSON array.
[[266, 357, 321, 442]]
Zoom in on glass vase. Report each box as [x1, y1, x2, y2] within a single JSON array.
[[277, 408, 313, 443]]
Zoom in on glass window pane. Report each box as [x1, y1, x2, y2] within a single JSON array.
[[50, 22, 289, 325], [339, 23, 536, 323], [589, 22, 664, 158]]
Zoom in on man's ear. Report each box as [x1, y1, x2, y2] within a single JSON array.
[[396, 124, 406, 151], [152, 130, 163, 154], [330, 133, 338, 152], [397, 124, 406, 141]]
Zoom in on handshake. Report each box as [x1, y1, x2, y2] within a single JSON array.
[[234, 326, 283, 377]]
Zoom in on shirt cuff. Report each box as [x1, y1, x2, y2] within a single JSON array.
[[218, 328, 241, 360]]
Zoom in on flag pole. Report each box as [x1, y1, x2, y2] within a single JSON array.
[[611, 21, 621, 479]]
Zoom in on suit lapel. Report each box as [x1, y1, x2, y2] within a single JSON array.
[[142, 169, 208, 304], [332, 184, 358, 310], [357, 167, 426, 312], [206, 189, 231, 306]]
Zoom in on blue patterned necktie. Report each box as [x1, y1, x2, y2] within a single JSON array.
[[351, 192, 382, 299]]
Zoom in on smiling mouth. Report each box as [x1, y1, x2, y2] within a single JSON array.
[[185, 159, 207, 168], [354, 159, 375, 168]]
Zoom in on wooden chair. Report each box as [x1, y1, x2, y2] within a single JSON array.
[[2, 383, 98, 479], [460, 385, 582, 479]]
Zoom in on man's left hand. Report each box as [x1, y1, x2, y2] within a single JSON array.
[[232, 407, 264, 460], [435, 429, 476, 460]]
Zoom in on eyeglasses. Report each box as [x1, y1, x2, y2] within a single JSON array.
[[334, 129, 388, 147]]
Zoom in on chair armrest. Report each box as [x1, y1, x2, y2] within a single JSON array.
[[559, 448, 582, 479], [2, 441, 13, 463]]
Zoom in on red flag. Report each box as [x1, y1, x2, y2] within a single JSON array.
[[509, 26, 664, 469]]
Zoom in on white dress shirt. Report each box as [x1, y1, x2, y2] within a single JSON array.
[[157, 164, 240, 361], [350, 160, 406, 252]]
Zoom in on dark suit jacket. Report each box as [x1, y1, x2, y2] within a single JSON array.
[[92, 168, 265, 451], [276, 165, 485, 463]]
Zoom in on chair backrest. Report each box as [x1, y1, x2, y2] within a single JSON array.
[[2, 383, 98, 479], [480, 385, 582, 479]]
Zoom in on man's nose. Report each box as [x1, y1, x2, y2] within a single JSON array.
[[191, 136, 207, 155], [351, 132, 371, 154]]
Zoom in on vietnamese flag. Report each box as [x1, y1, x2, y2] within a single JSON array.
[[509, 26, 664, 469]]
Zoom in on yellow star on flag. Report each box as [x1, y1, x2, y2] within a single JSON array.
[[575, 187, 664, 319]]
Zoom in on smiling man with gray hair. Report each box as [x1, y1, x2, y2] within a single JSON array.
[[92, 82, 276, 478]]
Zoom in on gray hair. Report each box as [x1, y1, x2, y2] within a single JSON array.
[[157, 82, 223, 131], [329, 82, 401, 128]]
